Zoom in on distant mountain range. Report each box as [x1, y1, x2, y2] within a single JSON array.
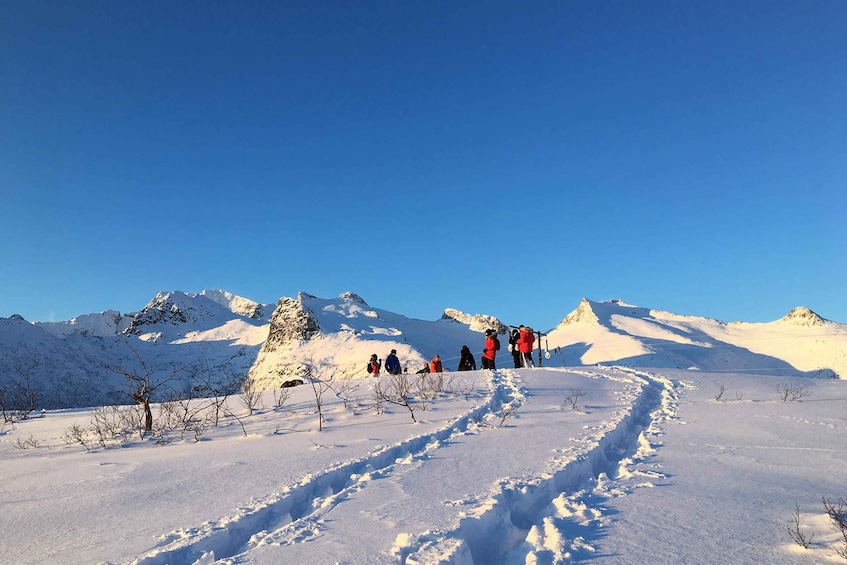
[[1, 291, 844, 410]]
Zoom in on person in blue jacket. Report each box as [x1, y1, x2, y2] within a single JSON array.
[[385, 349, 402, 375]]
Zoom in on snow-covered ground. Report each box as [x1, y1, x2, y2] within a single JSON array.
[[2, 366, 845, 564]]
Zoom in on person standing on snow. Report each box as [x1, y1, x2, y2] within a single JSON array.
[[508, 328, 522, 368], [482, 329, 499, 370], [368, 353, 381, 376], [385, 349, 402, 375], [458, 345, 476, 371], [518, 325, 536, 368], [430, 354, 444, 374]]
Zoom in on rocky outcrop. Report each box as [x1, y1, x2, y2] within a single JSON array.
[[558, 298, 600, 326], [442, 308, 506, 334], [261, 296, 321, 353], [776, 306, 828, 327]]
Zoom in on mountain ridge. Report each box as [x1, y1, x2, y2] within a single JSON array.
[[1, 291, 844, 410]]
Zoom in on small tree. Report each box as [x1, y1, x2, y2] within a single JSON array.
[[102, 343, 180, 434], [303, 361, 336, 431]]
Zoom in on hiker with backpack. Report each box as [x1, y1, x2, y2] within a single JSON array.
[[481, 329, 500, 370], [368, 353, 381, 376], [385, 349, 402, 375], [458, 345, 476, 371], [518, 325, 536, 368]]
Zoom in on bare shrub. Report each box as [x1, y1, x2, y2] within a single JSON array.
[[822, 496, 847, 559], [273, 386, 292, 410], [0, 359, 42, 422], [778, 383, 813, 402], [64, 424, 93, 452], [563, 389, 586, 411], [303, 361, 338, 431], [331, 379, 360, 409], [498, 405, 518, 427], [715, 385, 727, 402], [374, 374, 420, 423], [12, 434, 40, 450], [185, 361, 242, 427], [786, 502, 815, 549], [240, 378, 264, 416]]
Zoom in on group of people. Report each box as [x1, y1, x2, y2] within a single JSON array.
[[367, 325, 537, 376]]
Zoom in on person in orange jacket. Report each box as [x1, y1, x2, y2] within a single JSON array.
[[430, 354, 443, 373], [518, 325, 536, 368]]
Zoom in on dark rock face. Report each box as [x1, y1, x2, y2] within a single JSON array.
[[262, 297, 320, 353]]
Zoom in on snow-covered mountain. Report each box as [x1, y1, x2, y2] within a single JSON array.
[[1, 292, 844, 410], [547, 298, 846, 378]]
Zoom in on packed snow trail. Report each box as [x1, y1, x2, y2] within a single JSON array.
[[398, 369, 676, 564], [128, 368, 677, 565], [130, 370, 525, 565]]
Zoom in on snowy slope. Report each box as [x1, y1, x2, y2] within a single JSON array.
[[2, 368, 845, 564], [546, 298, 847, 378], [2, 293, 845, 412]]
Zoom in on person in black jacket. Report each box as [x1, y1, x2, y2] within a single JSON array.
[[509, 329, 522, 368], [458, 345, 476, 371]]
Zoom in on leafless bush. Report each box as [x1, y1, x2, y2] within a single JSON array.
[[12, 434, 40, 450], [273, 386, 292, 410], [498, 405, 518, 426], [715, 385, 727, 402], [786, 502, 815, 549], [330, 378, 360, 409], [185, 361, 242, 427], [374, 374, 420, 423], [303, 361, 338, 431], [64, 424, 93, 452], [445, 374, 477, 400], [735, 391, 745, 401], [0, 360, 42, 422], [240, 378, 264, 416], [778, 383, 813, 402], [823, 496, 847, 559], [564, 389, 586, 411], [90, 405, 142, 446]]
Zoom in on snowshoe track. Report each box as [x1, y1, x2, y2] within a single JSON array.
[[397, 369, 676, 564], [130, 370, 525, 565]]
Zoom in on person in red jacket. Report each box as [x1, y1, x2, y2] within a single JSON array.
[[482, 329, 499, 369], [368, 353, 381, 376], [518, 325, 536, 368], [430, 354, 443, 374]]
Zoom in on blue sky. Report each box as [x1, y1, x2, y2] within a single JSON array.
[[2, 1, 845, 330]]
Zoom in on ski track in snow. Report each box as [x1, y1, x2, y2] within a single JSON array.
[[128, 368, 679, 565], [397, 368, 678, 565], [129, 370, 523, 565]]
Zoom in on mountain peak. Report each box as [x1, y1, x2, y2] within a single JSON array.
[[559, 298, 600, 326], [777, 306, 827, 327], [339, 292, 368, 305]]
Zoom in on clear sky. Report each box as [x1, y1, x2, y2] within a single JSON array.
[[2, 1, 845, 330]]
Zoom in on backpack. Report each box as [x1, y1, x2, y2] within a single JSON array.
[[494, 336, 501, 351], [367, 362, 373, 373]]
